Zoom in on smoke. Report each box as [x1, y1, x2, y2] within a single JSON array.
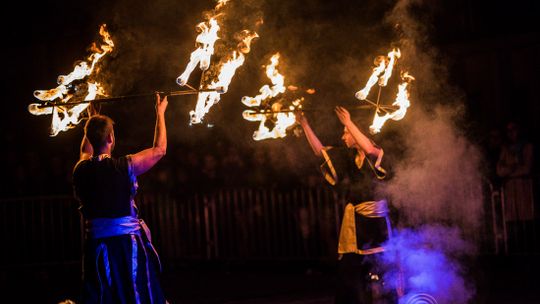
[[379, 225, 475, 304], [377, 0, 484, 230], [352, 0, 487, 303]]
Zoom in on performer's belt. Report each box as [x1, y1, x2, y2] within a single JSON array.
[[338, 200, 391, 256], [86, 216, 153, 241]]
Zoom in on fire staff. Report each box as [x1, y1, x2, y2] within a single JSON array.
[[72, 93, 169, 303], [296, 106, 396, 304]]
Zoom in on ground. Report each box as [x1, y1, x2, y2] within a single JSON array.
[[1, 255, 539, 304]]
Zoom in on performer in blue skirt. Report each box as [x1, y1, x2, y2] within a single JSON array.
[[73, 93, 169, 304]]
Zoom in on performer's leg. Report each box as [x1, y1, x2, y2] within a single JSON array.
[[335, 254, 372, 304]]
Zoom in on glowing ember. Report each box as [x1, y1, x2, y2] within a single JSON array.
[[28, 24, 114, 136], [242, 53, 305, 141], [354, 48, 413, 134]]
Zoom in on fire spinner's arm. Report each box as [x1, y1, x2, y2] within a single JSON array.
[[295, 112, 324, 157], [130, 93, 168, 176], [79, 135, 93, 161], [335, 106, 382, 158]]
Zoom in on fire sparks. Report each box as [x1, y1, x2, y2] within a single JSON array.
[[28, 24, 114, 136], [354, 48, 414, 134], [177, 0, 260, 125], [242, 53, 307, 141]]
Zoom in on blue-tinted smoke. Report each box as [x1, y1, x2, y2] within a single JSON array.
[[378, 225, 475, 304]]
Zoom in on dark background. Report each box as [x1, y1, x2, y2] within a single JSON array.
[[1, 0, 539, 303]]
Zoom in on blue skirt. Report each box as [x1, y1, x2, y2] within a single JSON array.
[[82, 234, 166, 304]]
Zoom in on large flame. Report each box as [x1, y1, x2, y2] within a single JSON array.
[[189, 52, 245, 124], [355, 48, 400, 100], [176, 18, 220, 86], [369, 72, 415, 134], [241, 53, 285, 107], [29, 24, 114, 136], [242, 53, 305, 141], [354, 48, 413, 134], [178, 0, 259, 124]]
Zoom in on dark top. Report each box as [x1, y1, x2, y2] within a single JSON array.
[[321, 146, 389, 249], [73, 155, 137, 219], [321, 146, 387, 203]]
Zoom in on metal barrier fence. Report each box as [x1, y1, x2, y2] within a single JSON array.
[[137, 187, 342, 261], [0, 187, 344, 267], [0, 195, 82, 267], [489, 181, 539, 254], [1, 184, 537, 267]]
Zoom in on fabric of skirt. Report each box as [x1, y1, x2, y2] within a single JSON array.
[[82, 234, 167, 304]]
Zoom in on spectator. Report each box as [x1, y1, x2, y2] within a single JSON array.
[[497, 121, 535, 252]]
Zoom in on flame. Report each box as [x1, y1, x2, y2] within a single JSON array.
[[189, 52, 245, 124], [353, 48, 413, 134], [355, 48, 400, 100], [378, 48, 400, 86], [369, 72, 415, 134], [243, 99, 302, 141], [236, 30, 259, 54], [29, 24, 114, 136], [176, 18, 220, 86], [215, 0, 230, 10], [242, 53, 304, 140], [179, 0, 260, 124], [241, 53, 285, 107]]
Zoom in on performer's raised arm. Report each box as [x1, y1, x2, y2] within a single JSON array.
[[335, 106, 381, 158], [130, 93, 168, 176], [296, 111, 324, 157], [79, 135, 93, 162]]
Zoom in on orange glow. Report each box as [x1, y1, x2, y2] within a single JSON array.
[[178, 0, 260, 124], [29, 24, 114, 136], [354, 48, 413, 134], [242, 53, 305, 141]]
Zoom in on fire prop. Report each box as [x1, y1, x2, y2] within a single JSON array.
[[242, 53, 312, 141], [176, 0, 259, 125], [28, 24, 114, 137], [355, 48, 415, 134]]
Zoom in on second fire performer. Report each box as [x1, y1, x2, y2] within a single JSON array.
[[296, 106, 396, 304]]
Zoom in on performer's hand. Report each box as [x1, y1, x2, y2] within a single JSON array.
[[335, 106, 351, 125], [155, 93, 168, 116]]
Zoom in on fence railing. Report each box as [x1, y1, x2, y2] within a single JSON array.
[[0, 195, 82, 267], [137, 187, 343, 261], [1, 184, 537, 267]]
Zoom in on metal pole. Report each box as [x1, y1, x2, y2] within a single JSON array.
[[35, 87, 224, 109], [245, 103, 398, 115]]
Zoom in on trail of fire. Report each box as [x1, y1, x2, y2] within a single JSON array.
[[354, 48, 414, 134], [28, 24, 114, 137], [176, 0, 259, 125], [242, 53, 312, 141]]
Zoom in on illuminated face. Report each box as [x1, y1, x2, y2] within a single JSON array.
[[341, 127, 355, 148]]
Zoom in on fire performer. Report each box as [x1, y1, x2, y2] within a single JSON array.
[[296, 106, 395, 303], [72, 93, 169, 303]]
